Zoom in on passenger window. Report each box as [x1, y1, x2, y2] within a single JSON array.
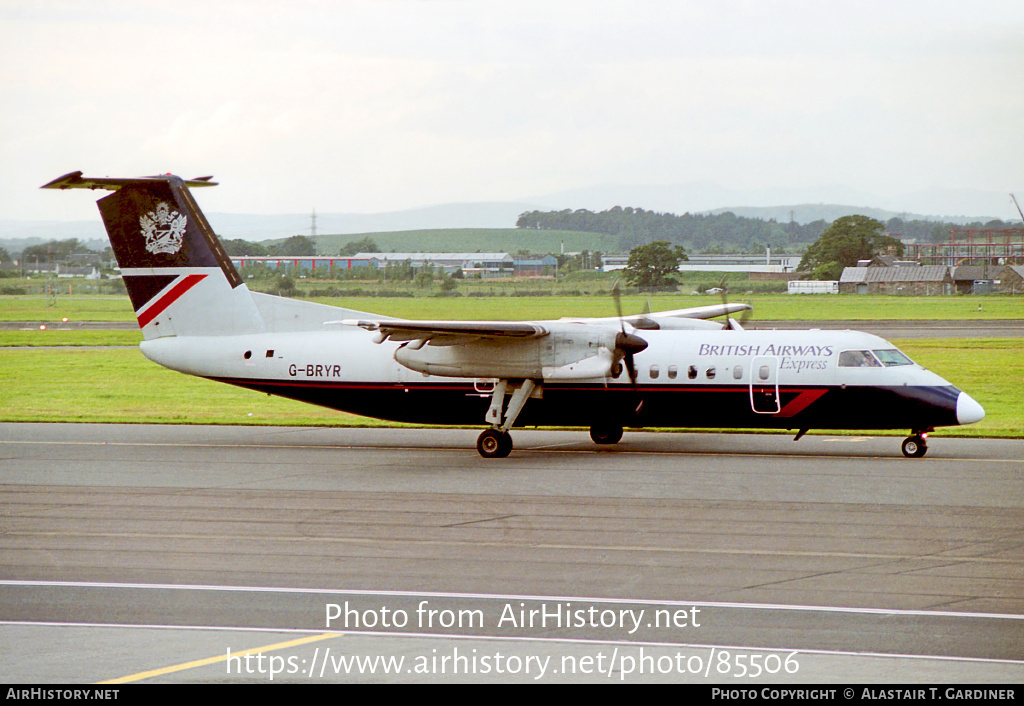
[[667, 365, 678, 379], [839, 350, 882, 367], [688, 365, 697, 380], [706, 367, 716, 380], [759, 365, 769, 380], [649, 365, 659, 379], [733, 365, 743, 380]]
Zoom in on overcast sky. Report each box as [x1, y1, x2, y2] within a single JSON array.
[[3, 0, 1023, 222]]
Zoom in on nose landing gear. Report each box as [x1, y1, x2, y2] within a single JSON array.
[[901, 430, 930, 458]]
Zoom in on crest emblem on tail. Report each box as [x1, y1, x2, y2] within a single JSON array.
[[140, 202, 187, 255]]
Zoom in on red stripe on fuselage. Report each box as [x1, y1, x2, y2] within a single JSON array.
[[774, 388, 828, 417], [136, 274, 207, 328]]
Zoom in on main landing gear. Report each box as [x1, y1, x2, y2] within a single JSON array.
[[901, 430, 930, 458], [589, 423, 623, 445], [477, 428, 513, 458], [476, 379, 538, 458]]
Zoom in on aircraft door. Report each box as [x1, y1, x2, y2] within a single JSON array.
[[750, 357, 780, 414]]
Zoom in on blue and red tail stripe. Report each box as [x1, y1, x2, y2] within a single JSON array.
[[130, 273, 208, 328]]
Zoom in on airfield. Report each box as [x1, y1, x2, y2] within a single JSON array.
[[1, 296, 1022, 683], [2, 422, 1022, 683]]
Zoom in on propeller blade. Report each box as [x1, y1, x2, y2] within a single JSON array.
[[611, 280, 624, 327], [624, 353, 637, 383], [717, 276, 736, 330], [716, 276, 753, 331]]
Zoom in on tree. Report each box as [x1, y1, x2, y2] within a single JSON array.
[[339, 236, 379, 256], [797, 216, 904, 280], [21, 238, 94, 263], [439, 273, 458, 292], [270, 235, 317, 256], [414, 269, 435, 288], [622, 241, 687, 288], [277, 274, 296, 295], [221, 238, 268, 256]]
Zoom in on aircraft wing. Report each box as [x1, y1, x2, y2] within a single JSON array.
[[561, 302, 753, 330], [643, 302, 752, 320], [334, 302, 752, 343], [330, 319, 550, 346]]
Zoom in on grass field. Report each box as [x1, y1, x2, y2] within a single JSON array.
[[1, 332, 1019, 437], [0, 329, 141, 346], [2, 293, 1022, 323]]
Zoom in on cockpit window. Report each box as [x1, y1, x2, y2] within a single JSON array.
[[872, 349, 914, 367], [838, 350, 882, 368]]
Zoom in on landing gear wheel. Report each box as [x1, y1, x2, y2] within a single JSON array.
[[589, 423, 624, 445], [477, 429, 513, 458], [901, 435, 928, 458]]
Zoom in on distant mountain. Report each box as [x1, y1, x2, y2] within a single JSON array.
[[706, 204, 985, 225], [0, 203, 540, 247], [522, 182, 1018, 224], [204, 202, 540, 240], [0, 221, 107, 249]]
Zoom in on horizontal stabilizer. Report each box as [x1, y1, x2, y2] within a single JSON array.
[[41, 171, 218, 191]]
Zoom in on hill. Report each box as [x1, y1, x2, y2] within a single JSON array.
[[707, 204, 963, 224]]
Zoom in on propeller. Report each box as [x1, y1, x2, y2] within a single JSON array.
[[717, 276, 752, 331], [611, 282, 649, 383]]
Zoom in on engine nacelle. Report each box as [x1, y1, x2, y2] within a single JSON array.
[[393, 324, 621, 380]]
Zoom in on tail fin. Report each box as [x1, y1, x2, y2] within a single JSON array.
[[42, 172, 263, 338]]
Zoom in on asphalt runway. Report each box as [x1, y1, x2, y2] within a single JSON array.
[[1, 423, 1022, 684]]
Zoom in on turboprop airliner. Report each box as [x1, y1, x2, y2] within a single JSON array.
[[42, 171, 985, 458]]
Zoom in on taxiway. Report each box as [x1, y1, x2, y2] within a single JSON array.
[[1, 423, 1021, 683]]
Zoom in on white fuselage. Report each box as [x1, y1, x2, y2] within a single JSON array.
[[140, 324, 981, 431]]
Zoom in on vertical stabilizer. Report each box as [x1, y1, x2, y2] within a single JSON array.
[[42, 172, 264, 338]]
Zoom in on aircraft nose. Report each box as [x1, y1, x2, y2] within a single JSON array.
[[956, 392, 985, 425]]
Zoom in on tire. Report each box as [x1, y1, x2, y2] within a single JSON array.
[[590, 423, 624, 445], [477, 429, 512, 458], [901, 436, 927, 458]]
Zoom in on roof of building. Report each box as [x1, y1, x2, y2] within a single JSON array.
[[840, 265, 950, 283], [950, 265, 991, 281], [355, 252, 512, 263], [513, 256, 558, 266]]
